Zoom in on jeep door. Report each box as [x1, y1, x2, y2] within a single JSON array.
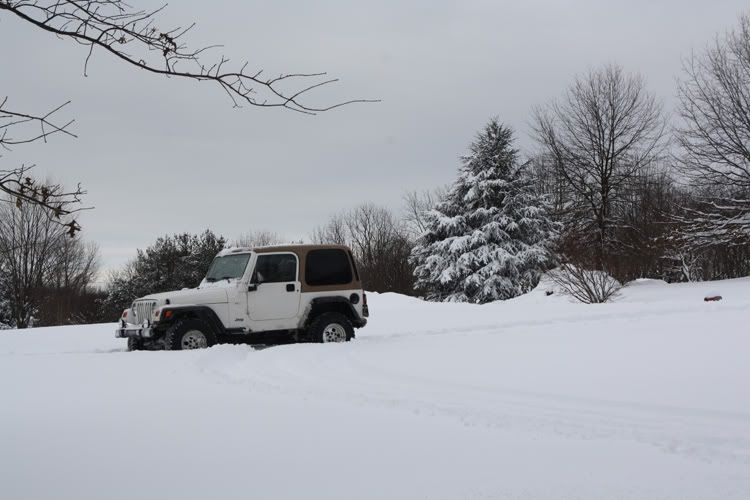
[[247, 252, 301, 324]]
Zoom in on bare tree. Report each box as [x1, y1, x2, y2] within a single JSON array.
[[676, 14, 750, 245], [234, 230, 284, 248], [0, 195, 92, 327], [0, 0, 374, 225], [311, 213, 348, 246], [533, 64, 667, 268], [526, 153, 571, 219], [663, 248, 704, 283], [38, 237, 99, 326], [402, 187, 447, 239], [50, 237, 99, 291], [346, 204, 400, 271]]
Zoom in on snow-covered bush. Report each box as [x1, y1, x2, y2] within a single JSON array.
[[411, 118, 559, 303], [549, 264, 622, 304]]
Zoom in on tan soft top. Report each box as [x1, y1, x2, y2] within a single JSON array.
[[254, 244, 362, 293]]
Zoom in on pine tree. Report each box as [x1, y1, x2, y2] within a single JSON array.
[[411, 118, 559, 303], [103, 230, 226, 313]]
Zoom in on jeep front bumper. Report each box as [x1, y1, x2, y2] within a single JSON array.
[[116, 319, 155, 339]]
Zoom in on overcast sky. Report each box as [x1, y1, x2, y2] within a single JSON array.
[[1, 0, 748, 278]]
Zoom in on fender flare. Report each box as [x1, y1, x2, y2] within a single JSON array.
[[304, 296, 366, 328], [158, 305, 226, 336]]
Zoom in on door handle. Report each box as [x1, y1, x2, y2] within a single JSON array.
[[286, 283, 295, 292]]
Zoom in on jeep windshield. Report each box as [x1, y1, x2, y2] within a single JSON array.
[[205, 253, 252, 282]]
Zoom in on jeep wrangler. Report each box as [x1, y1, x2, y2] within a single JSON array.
[[116, 244, 368, 350]]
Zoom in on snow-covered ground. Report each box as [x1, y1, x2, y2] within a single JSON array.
[[1, 278, 749, 499]]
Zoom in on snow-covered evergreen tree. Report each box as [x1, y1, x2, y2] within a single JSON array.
[[411, 118, 559, 303]]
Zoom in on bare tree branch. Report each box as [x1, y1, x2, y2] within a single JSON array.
[[0, 0, 376, 232], [0, 165, 86, 236], [0, 97, 84, 234], [0, 0, 378, 114], [0, 97, 76, 149]]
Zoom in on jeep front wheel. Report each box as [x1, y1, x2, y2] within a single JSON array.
[[127, 337, 143, 351], [308, 312, 354, 343], [164, 319, 217, 351]]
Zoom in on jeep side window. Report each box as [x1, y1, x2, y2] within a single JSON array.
[[305, 249, 353, 286], [253, 254, 298, 284]]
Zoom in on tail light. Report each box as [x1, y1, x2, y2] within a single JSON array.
[[362, 292, 369, 317]]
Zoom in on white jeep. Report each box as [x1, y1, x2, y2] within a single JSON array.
[[116, 244, 368, 350]]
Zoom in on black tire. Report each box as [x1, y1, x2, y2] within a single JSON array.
[[307, 312, 354, 343], [127, 337, 143, 351], [164, 318, 217, 351]]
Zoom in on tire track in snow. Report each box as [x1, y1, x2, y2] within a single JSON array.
[[196, 341, 750, 467]]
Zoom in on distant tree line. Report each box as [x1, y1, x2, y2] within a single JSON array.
[[526, 16, 750, 285], [317, 15, 750, 301], [3, 14, 750, 327]]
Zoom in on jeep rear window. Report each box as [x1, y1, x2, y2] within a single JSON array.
[[305, 249, 353, 286]]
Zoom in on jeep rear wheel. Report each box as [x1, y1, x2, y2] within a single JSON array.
[[165, 318, 217, 351], [308, 312, 354, 343]]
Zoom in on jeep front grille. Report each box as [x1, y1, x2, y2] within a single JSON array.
[[133, 300, 157, 324]]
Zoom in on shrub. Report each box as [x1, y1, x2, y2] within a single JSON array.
[[549, 264, 622, 304]]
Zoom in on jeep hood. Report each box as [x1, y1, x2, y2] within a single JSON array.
[[138, 287, 229, 306]]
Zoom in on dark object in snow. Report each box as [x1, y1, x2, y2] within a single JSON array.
[[704, 295, 723, 302], [545, 290, 554, 296]]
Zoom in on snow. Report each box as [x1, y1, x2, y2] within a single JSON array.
[[1, 278, 750, 499]]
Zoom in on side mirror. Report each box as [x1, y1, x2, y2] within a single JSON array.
[[247, 283, 258, 292]]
